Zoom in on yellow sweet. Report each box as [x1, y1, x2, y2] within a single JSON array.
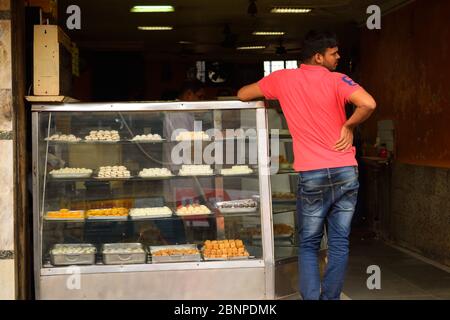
[[202, 239, 249, 258], [86, 207, 129, 217], [47, 209, 84, 219]]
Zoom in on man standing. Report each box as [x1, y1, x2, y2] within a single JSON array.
[[237, 31, 376, 300]]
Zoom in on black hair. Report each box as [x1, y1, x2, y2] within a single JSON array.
[[300, 30, 339, 61], [161, 89, 179, 100], [178, 80, 204, 97]]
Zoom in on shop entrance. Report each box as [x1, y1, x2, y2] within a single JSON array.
[[14, 0, 450, 299]]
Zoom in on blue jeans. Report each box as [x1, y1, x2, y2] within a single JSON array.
[[297, 166, 359, 300]]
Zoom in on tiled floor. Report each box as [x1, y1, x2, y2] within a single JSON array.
[[343, 238, 450, 300]]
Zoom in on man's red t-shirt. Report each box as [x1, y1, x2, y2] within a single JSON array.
[[258, 64, 362, 171]]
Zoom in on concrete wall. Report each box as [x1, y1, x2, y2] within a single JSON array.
[[390, 163, 450, 267], [0, 0, 15, 300], [358, 0, 450, 266], [358, 0, 450, 167]]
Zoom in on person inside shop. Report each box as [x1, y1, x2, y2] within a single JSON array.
[[237, 30, 377, 300], [155, 80, 212, 244], [162, 80, 206, 143]]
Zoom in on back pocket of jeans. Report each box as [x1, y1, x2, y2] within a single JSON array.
[[300, 188, 323, 216], [338, 180, 359, 210]]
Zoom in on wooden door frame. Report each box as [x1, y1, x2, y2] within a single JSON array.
[[11, 0, 33, 300]]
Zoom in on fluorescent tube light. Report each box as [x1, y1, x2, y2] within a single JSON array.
[[131, 6, 175, 13], [138, 26, 174, 31], [271, 7, 312, 14], [253, 31, 285, 36], [237, 46, 266, 50]]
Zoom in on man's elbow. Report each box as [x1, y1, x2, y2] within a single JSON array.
[[360, 98, 376, 110], [237, 88, 249, 101]]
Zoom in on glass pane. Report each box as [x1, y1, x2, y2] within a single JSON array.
[[196, 61, 206, 83], [263, 61, 271, 76], [285, 60, 298, 69], [267, 109, 298, 261], [38, 107, 263, 267], [271, 61, 285, 72]]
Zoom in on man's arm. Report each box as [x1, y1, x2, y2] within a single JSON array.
[[237, 82, 265, 101], [344, 88, 377, 128], [334, 88, 377, 151]]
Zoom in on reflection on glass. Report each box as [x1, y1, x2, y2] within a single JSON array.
[[38, 109, 263, 266]]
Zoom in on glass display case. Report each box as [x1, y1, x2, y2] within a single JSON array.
[[32, 100, 328, 299], [268, 108, 298, 261], [266, 106, 328, 299], [32, 101, 276, 299]]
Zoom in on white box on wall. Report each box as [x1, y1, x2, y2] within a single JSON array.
[[33, 25, 72, 96]]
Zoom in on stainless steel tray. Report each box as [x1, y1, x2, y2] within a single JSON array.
[[129, 139, 166, 143], [175, 211, 212, 217], [50, 172, 92, 179], [202, 255, 250, 261], [83, 140, 121, 144], [86, 215, 128, 221], [94, 177, 133, 180], [202, 256, 228, 261], [218, 207, 257, 214], [102, 243, 146, 265], [44, 139, 82, 144], [175, 205, 212, 216], [149, 244, 201, 263], [50, 244, 96, 266], [129, 213, 173, 220], [172, 138, 211, 142], [177, 173, 214, 177], [228, 255, 251, 261], [137, 175, 173, 179], [219, 171, 254, 176], [216, 199, 258, 214], [44, 217, 86, 222], [44, 211, 86, 222]]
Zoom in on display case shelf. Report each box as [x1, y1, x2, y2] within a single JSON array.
[[46, 136, 264, 146], [42, 211, 262, 223], [275, 170, 297, 175], [46, 140, 169, 145], [272, 206, 296, 215], [47, 173, 259, 183]]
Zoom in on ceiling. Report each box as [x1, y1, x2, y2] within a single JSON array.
[[57, 0, 413, 57]]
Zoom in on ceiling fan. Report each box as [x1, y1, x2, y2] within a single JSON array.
[[274, 37, 302, 56]]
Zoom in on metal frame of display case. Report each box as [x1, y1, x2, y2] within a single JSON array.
[[32, 101, 283, 300]]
